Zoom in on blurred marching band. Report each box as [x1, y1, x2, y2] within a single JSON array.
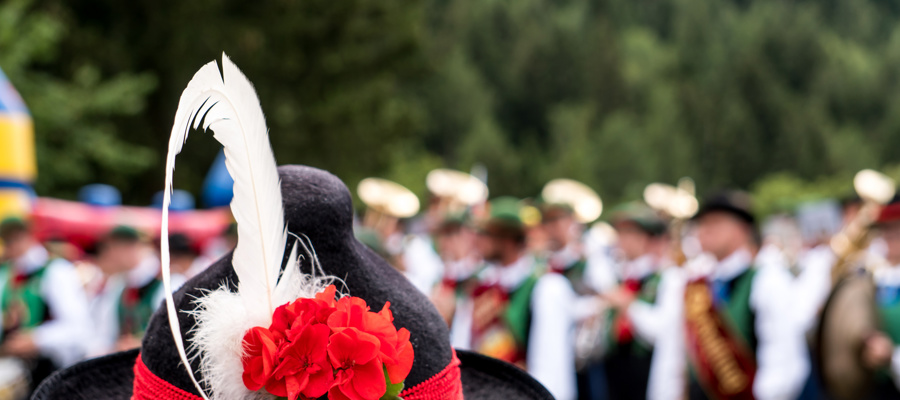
[[3, 165, 900, 400]]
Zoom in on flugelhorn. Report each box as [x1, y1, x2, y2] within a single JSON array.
[[829, 169, 896, 284], [643, 179, 699, 266]]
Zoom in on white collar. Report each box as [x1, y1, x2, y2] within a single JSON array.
[[875, 265, 900, 286], [620, 254, 656, 281], [127, 251, 161, 288], [14, 244, 49, 274], [711, 248, 753, 281], [481, 255, 536, 291], [548, 243, 582, 269]]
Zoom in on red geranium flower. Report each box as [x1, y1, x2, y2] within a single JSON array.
[[328, 299, 414, 384], [241, 326, 281, 391], [385, 327, 414, 385], [266, 322, 334, 400], [241, 286, 413, 399], [270, 285, 339, 337], [327, 327, 386, 400], [315, 284, 338, 307]]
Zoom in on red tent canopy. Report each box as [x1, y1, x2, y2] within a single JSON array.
[[31, 197, 231, 251]]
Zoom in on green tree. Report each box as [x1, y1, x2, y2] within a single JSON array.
[[0, 0, 156, 199]]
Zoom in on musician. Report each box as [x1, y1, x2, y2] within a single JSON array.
[[859, 198, 900, 396], [430, 213, 482, 326], [0, 217, 90, 388], [647, 191, 808, 400], [598, 202, 669, 400], [357, 177, 444, 294], [541, 202, 589, 291], [455, 197, 576, 399], [84, 226, 145, 357]]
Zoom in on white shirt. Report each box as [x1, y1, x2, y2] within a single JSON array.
[[3, 245, 92, 367], [86, 264, 181, 358], [628, 266, 681, 346], [528, 273, 577, 400], [791, 245, 837, 334], [85, 273, 126, 358], [448, 255, 537, 349], [647, 246, 809, 400], [584, 249, 619, 294], [402, 235, 444, 295], [450, 255, 578, 399]]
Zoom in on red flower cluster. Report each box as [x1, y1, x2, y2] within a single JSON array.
[[241, 285, 415, 400]]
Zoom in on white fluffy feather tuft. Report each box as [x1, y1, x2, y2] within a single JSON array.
[[190, 240, 337, 400]]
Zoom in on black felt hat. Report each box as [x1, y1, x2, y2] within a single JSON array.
[[33, 166, 553, 400], [693, 190, 756, 227]]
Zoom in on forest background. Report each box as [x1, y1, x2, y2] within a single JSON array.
[[4, 0, 900, 217]]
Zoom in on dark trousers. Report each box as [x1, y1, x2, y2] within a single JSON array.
[[603, 343, 651, 400]]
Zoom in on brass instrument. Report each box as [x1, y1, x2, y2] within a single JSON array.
[[829, 170, 896, 284], [426, 169, 489, 215], [817, 169, 896, 400], [643, 179, 699, 266], [535, 179, 606, 369], [541, 179, 603, 224], [357, 177, 420, 234], [574, 180, 696, 370]]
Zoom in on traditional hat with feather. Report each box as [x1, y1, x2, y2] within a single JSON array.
[[33, 55, 552, 400]]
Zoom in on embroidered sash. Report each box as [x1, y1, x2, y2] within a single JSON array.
[[684, 279, 756, 399]]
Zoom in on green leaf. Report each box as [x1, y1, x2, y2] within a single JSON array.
[[380, 365, 405, 400]]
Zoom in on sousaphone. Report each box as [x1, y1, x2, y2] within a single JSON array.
[[817, 169, 896, 400]]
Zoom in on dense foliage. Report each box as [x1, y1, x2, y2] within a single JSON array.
[[4, 0, 900, 215]]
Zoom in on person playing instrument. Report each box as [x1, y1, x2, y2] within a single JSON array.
[[858, 198, 900, 397], [0, 217, 91, 390], [454, 197, 576, 399], [430, 212, 482, 327], [645, 191, 808, 400], [594, 202, 669, 400], [541, 202, 591, 289]]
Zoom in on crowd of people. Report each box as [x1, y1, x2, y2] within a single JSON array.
[[2, 167, 900, 399], [0, 217, 235, 396], [352, 169, 900, 400]]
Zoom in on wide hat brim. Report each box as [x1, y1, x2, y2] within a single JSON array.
[[33, 348, 554, 400]]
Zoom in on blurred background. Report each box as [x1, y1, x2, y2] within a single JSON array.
[[5, 0, 900, 210], [6, 0, 900, 399]]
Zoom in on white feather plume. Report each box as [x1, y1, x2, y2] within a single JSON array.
[[162, 54, 333, 399]]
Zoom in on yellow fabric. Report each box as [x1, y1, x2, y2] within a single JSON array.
[[0, 115, 36, 181], [0, 190, 30, 220]]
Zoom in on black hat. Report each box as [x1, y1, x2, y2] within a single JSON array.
[[693, 190, 756, 226], [34, 166, 553, 400]]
